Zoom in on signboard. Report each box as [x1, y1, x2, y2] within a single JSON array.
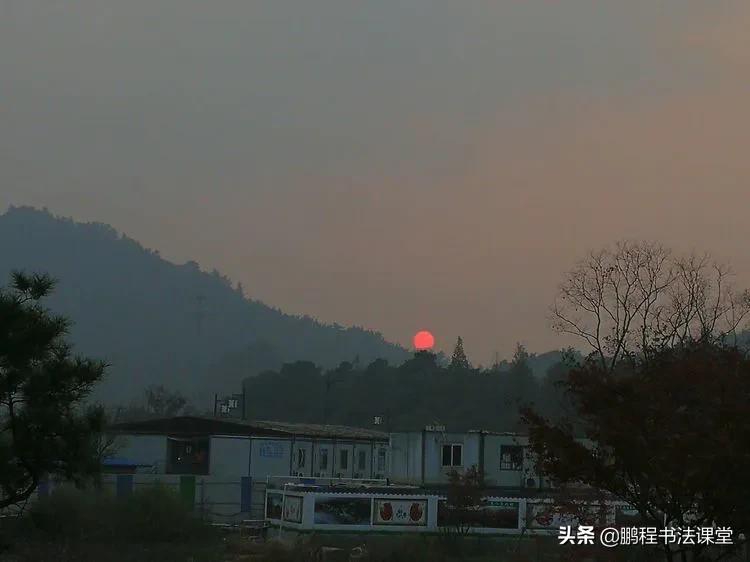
[[374, 499, 427, 526], [437, 499, 519, 530], [314, 497, 371, 525], [479, 500, 520, 529], [283, 495, 303, 523], [615, 504, 646, 526], [527, 502, 579, 529], [259, 441, 284, 459], [527, 501, 611, 529], [266, 492, 283, 520]]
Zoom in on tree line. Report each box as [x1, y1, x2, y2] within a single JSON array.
[[240, 341, 573, 432]]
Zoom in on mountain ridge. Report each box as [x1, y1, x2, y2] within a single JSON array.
[[0, 205, 410, 405]]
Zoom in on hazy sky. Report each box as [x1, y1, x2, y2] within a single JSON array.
[[3, 1, 750, 364]]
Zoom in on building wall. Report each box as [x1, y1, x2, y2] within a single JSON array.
[[390, 431, 484, 485], [389, 432, 423, 484], [113, 434, 167, 471], [209, 436, 252, 477], [304, 440, 388, 479], [289, 439, 313, 477], [249, 437, 292, 479], [422, 431, 481, 484], [390, 431, 555, 489], [114, 432, 389, 483], [481, 434, 528, 488], [351, 443, 372, 479]]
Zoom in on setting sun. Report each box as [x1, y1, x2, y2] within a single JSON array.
[[413, 330, 435, 351]]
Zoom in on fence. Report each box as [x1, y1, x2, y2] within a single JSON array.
[[265, 487, 628, 536], [266, 475, 388, 490]]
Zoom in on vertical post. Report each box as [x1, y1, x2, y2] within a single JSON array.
[[240, 476, 252, 514], [479, 431, 486, 479], [279, 483, 287, 539], [179, 475, 196, 509], [116, 474, 133, 498], [199, 478, 205, 520], [289, 436, 296, 476]]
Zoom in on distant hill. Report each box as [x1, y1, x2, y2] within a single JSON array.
[[0, 206, 410, 406]]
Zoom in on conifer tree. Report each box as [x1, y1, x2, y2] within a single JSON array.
[[0, 272, 106, 509], [449, 336, 471, 372]]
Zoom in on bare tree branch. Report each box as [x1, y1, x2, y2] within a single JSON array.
[[551, 241, 750, 371]]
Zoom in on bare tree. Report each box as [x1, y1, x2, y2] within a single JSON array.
[[552, 241, 750, 371], [144, 384, 188, 417]]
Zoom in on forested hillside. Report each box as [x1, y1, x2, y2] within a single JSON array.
[[0, 206, 410, 405]]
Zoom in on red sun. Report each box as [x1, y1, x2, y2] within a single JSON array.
[[413, 330, 435, 351]]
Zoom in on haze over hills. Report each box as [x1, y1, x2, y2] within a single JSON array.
[[0, 206, 411, 406], [0, 205, 579, 410]]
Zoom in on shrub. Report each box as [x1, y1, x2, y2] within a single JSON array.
[[30, 485, 118, 541], [28, 483, 216, 544], [117, 484, 212, 542]]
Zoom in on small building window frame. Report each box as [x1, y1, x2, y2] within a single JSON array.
[[500, 444, 524, 471], [319, 447, 329, 471], [339, 449, 349, 471], [376, 448, 387, 472], [441, 443, 463, 468]]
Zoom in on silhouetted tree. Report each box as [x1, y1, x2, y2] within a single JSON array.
[[242, 349, 575, 431], [448, 336, 471, 372], [0, 272, 105, 509], [552, 240, 750, 372], [144, 385, 188, 417], [506, 343, 537, 407], [523, 341, 750, 562], [442, 466, 485, 535]]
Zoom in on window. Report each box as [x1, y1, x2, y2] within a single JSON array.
[[377, 448, 387, 472], [441, 444, 463, 467], [167, 437, 209, 475], [339, 450, 349, 470], [358, 450, 367, 471], [500, 445, 524, 471], [319, 448, 329, 470], [297, 448, 306, 468]]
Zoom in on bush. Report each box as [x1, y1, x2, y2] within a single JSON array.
[[30, 486, 118, 541], [117, 484, 212, 542], [28, 483, 216, 544]]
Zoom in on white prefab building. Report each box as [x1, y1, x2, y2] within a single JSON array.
[[389, 429, 554, 491], [107, 416, 390, 520], [110, 416, 391, 481]]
